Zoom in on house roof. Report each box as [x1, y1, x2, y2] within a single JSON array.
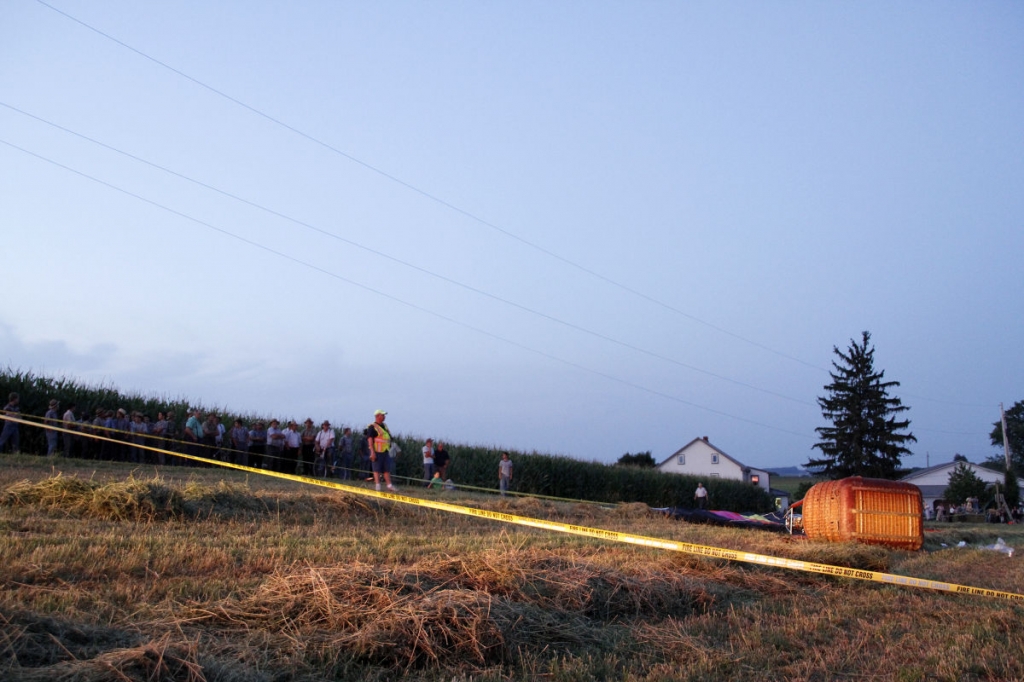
[[657, 437, 755, 472], [900, 461, 1003, 483]]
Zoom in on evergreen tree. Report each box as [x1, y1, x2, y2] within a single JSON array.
[[807, 331, 916, 479], [616, 451, 656, 467], [944, 462, 988, 506]]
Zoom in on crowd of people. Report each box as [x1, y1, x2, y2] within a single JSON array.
[[0, 394, 515, 493], [928, 498, 1024, 523]]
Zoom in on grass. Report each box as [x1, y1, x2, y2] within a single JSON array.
[[2, 453, 1023, 681]]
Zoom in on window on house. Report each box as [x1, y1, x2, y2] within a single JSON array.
[[710, 473, 720, 478], [751, 475, 760, 485], [711, 454, 719, 464], [678, 455, 685, 465]]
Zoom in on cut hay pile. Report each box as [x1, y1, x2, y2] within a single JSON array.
[[180, 548, 717, 673]]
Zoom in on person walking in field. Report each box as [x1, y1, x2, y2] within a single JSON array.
[[498, 452, 513, 497], [694, 482, 709, 510], [364, 409, 397, 492]]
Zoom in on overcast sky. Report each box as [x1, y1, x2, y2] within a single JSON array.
[[1, 1, 1021, 470]]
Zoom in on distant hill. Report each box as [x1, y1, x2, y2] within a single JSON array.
[[764, 466, 818, 478]]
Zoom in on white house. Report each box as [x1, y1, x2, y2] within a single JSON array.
[[900, 461, 1004, 510], [657, 436, 771, 494]]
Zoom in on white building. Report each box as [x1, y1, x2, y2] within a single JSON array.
[[657, 436, 771, 493], [900, 461, 1004, 511]]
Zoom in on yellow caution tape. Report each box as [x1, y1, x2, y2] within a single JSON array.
[[5, 414, 1024, 603]]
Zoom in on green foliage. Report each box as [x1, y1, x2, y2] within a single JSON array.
[[943, 462, 989, 506], [391, 437, 772, 510], [990, 400, 1024, 473], [616, 451, 656, 468], [0, 366, 286, 456], [807, 331, 916, 480], [792, 479, 820, 502], [1004, 469, 1020, 509]]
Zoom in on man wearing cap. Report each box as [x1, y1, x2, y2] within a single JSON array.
[[44, 399, 61, 456], [314, 420, 334, 477], [0, 392, 21, 453], [365, 409, 397, 492], [300, 418, 317, 475]]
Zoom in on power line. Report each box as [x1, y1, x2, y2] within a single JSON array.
[[0, 100, 815, 407], [34, 0, 829, 375], [0, 136, 814, 442]]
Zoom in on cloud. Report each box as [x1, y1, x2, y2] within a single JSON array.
[[0, 320, 118, 375]]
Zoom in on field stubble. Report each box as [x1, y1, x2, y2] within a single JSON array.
[[1, 455, 1023, 681]]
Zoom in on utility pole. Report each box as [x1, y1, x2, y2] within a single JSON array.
[[1001, 403, 1012, 472]]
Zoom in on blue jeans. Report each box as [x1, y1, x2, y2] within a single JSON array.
[[0, 422, 19, 452]]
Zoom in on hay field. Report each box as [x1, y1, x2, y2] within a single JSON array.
[[2, 455, 1023, 681]]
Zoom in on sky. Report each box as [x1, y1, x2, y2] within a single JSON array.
[[1, 1, 1022, 471]]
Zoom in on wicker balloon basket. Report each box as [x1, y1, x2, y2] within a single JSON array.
[[803, 476, 924, 550]]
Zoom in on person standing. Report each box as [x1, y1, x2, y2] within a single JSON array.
[[44, 399, 61, 456], [364, 409, 397, 492], [422, 438, 434, 486], [214, 416, 226, 458], [151, 412, 168, 465], [266, 419, 285, 472], [694, 482, 709, 510], [498, 452, 513, 496], [88, 408, 106, 460], [334, 427, 354, 479], [113, 408, 131, 462], [62, 402, 78, 458], [129, 412, 149, 463], [229, 418, 250, 466], [284, 421, 302, 474], [248, 421, 267, 469], [300, 419, 317, 474], [314, 420, 334, 477], [0, 392, 21, 453], [202, 413, 219, 462], [433, 441, 450, 480], [183, 407, 204, 465]]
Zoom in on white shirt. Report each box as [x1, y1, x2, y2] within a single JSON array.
[[315, 429, 334, 452], [423, 444, 434, 464]]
